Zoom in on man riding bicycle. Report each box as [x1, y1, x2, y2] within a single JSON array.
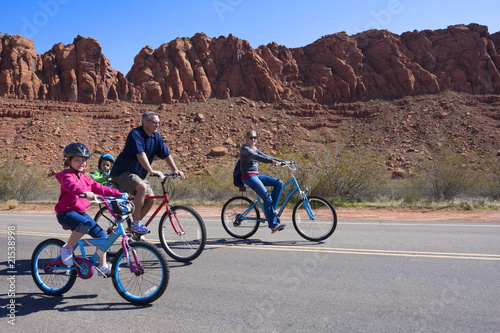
[[110, 111, 185, 234]]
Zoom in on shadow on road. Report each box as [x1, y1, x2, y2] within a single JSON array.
[[10, 293, 151, 317], [207, 237, 325, 247]]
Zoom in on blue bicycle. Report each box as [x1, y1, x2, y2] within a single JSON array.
[[31, 195, 169, 305], [221, 162, 337, 241]]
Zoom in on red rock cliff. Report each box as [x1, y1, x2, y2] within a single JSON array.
[[1, 24, 499, 104]]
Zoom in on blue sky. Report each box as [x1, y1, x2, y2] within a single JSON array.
[[1, 0, 499, 74]]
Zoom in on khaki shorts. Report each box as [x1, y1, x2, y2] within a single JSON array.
[[112, 171, 154, 196]]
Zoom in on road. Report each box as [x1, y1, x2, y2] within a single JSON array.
[[1, 212, 499, 332]]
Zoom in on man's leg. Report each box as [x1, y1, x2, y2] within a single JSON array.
[[130, 181, 151, 234], [113, 172, 152, 234], [132, 181, 147, 223], [132, 181, 155, 221]]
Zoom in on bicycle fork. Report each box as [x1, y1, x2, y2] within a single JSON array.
[[122, 237, 144, 276], [169, 207, 186, 236], [300, 191, 317, 220]]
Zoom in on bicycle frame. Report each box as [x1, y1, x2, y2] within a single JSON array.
[[48, 196, 140, 277], [243, 163, 317, 222], [141, 194, 186, 236], [95, 173, 207, 263], [139, 174, 187, 236], [104, 174, 187, 236]]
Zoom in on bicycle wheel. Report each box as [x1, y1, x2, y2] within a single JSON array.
[[292, 195, 337, 241], [221, 196, 261, 239], [31, 238, 77, 295], [94, 206, 123, 256], [158, 205, 206, 262], [112, 241, 169, 305]]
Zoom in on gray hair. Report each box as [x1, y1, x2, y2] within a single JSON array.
[[142, 111, 158, 120]]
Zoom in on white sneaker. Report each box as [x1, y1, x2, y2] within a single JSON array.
[[98, 262, 118, 276], [130, 221, 150, 235], [60, 245, 74, 266]]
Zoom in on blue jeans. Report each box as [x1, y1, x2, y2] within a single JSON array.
[[243, 174, 283, 228], [57, 211, 107, 238]]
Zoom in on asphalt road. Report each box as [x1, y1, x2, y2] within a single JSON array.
[[1, 212, 499, 332]]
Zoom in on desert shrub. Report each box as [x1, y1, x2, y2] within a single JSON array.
[[400, 178, 424, 205], [476, 158, 500, 200], [6, 199, 19, 209], [1, 145, 499, 209], [0, 157, 59, 202], [302, 145, 389, 201], [419, 151, 477, 201]]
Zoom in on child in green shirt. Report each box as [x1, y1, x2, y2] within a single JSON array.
[[91, 153, 114, 185]]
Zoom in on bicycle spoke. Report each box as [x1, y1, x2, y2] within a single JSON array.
[[221, 196, 260, 238], [112, 242, 169, 304], [31, 239, 77, 295], [159, 205, 206, 262], [292, 196, 337, 241]]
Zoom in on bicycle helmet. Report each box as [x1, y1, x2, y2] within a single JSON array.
[[63, 143, 91, 158], [98, 153, 115, 165]]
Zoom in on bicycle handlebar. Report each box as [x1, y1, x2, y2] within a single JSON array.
[[81, 194, 134, 219], [279, 161, 297, 171], [149, 173, 180, 178], [163, 173, 180, 178], [79, 193, 129, 201]]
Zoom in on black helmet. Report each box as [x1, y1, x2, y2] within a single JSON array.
[[63, 143, 91, 158], [98, 153, 115, 164]]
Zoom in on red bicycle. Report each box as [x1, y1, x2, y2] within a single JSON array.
[[94, 173, 206, 262]]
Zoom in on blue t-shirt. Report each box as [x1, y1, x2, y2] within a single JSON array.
[[110, 126, 170, 179]]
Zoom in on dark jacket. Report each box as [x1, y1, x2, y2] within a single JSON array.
[[239, 143, 282, 175]]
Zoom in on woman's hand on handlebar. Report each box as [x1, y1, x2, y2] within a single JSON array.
[[274, 160, 292, 166]]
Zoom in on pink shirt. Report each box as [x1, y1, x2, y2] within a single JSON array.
[[55, 168, 122, 215]]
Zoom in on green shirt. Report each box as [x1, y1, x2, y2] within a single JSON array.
[[90, 170, 109, 185]]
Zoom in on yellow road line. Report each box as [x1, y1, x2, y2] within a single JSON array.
[[0, 230, 68, 237], [205, 243, 500, 261], [4, 230, 499, 261]]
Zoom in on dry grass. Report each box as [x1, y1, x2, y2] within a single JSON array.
[[1, 145, 500, 211]]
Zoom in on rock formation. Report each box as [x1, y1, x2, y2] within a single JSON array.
[[0, 34, 130, 103], [1, 24, 500, 104]]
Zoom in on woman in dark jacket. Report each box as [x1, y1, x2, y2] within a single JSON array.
[[239, 130, 288, 233]]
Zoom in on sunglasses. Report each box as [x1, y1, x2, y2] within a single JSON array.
[[250, 136, 258, 139], [145, 119, 160, 125]]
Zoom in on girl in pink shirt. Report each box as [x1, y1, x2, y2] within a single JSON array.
[[55, 143, 124, 275]]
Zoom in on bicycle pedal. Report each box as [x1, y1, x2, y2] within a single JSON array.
[[131, 233, 147, 241], [95, 266, 108, 278]]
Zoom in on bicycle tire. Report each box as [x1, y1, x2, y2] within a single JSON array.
[[221, 196, 261, 239], [31, 238, 77, 295], [158, 205, 206, 262], [111, 241, 169, 305], [94, 206, 123, 256], [292, 195, 337, 241]]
